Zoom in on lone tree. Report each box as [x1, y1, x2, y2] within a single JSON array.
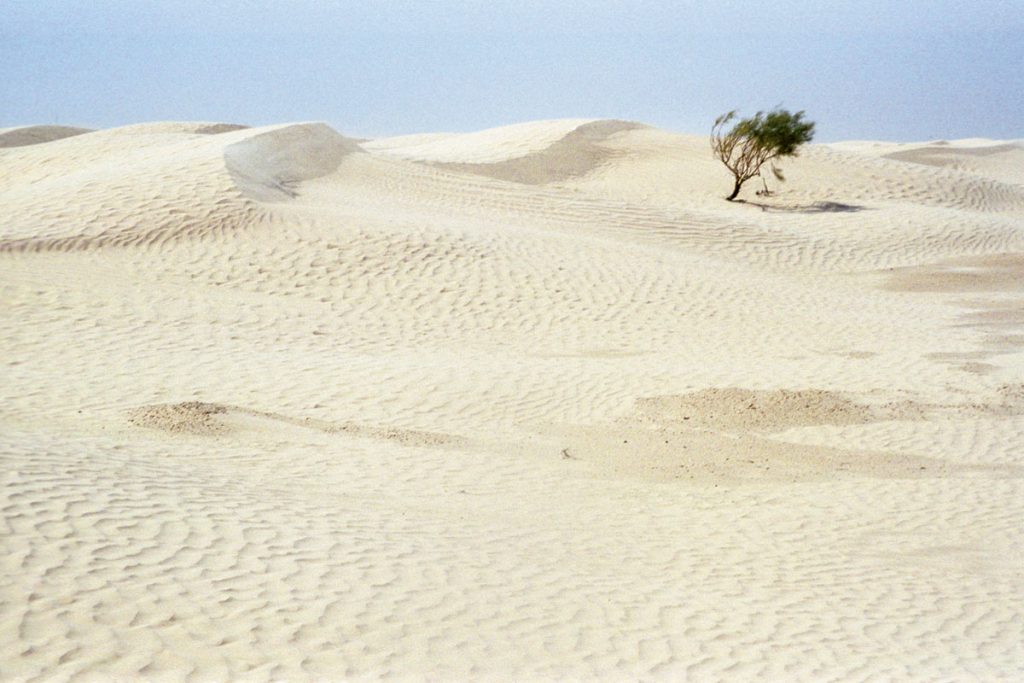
[[711, 108, 815, 201]]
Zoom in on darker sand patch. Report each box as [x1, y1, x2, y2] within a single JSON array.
[[635, 388, 876, 433], [128, 402, 230, 435], [957, 301, 1024, 329], [128, 401, 466, 448], [925, 351, 1000, 375], [318, 421, 465, 448], [883, 253, 1024, 293], [884, 255, 1024, 371], [0, 125, 92, 148], [547, 386, 1024, 484], [195, 123, 250, 135], [883, 143, 1021, 167]]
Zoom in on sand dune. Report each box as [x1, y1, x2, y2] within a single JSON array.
[[832, 138, 1024, 185], [2, 118, 1024, 681], [224, 123, 361, 201], [368, 119, 647, 184]]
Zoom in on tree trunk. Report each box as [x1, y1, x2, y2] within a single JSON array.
[[726, 179, 742, 201]]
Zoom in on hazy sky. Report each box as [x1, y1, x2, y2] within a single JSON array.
[[3, 0, 1022, 141]]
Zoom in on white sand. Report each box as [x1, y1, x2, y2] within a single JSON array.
[[2, 119, 1023, 681]]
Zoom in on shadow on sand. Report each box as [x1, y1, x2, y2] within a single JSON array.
[[739, 200, 867, 214]]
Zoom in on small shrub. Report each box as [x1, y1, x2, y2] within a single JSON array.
[[711, 108, 815, 201]]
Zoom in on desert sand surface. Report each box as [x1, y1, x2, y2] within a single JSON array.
[[2, 118, 1024, 681]]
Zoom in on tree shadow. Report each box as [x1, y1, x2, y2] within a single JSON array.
[[738, 200, 867, 214]]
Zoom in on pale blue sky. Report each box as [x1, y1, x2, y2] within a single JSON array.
[[3, 1, 1022, 141]]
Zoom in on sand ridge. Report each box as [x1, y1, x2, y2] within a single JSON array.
[[2, 118, 1024, 680]]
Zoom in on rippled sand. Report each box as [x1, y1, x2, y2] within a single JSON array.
[[2, 120, 1023, 680]]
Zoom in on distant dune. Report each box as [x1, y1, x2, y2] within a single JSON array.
[[0, 124, 92, 147], [2, 118, 1023, 681]]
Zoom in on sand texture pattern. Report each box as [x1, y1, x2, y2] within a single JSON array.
[[2, 120, 1024, 681]]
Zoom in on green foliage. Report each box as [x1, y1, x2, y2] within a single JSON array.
[[711, 108, 815, 201]]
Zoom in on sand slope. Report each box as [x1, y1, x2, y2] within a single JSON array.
[[2, 119, 1024, 681]]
